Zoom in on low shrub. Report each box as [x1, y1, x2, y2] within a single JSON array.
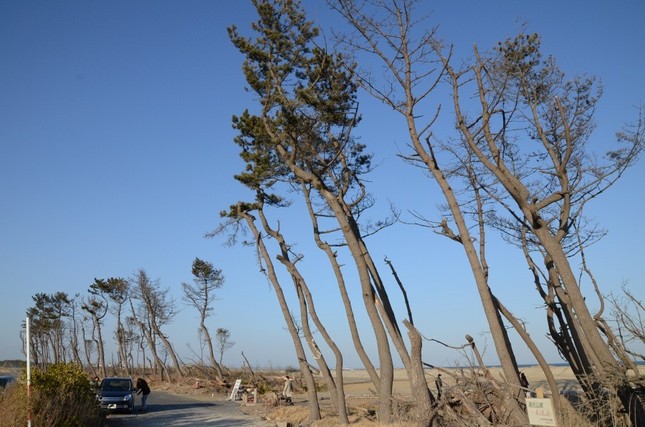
[[0, 363, 102, 427]]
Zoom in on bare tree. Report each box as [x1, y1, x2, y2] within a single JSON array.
[[608, 287, 645, 365], [331, 0, 527, 423], [181, 257, 225, 379], [435, 31, 644, 422], [222, 202, 323, 421], [129, 269, 184, 380], [81, 323, 96, 375], [257, 192, 351, 423], [215, 328, 234, 366], [66, 293, 84, 366]]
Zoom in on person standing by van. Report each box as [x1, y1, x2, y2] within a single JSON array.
[[134, 378, 151, 412]]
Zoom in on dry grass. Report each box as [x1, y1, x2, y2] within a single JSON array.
[[248, 398, 418, 426]]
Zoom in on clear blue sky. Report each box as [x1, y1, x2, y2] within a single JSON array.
[[1, 1, 643, 369]]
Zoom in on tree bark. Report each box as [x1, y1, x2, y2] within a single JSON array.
[[404, 320, 436, 426], [239, 208, 322, 422]]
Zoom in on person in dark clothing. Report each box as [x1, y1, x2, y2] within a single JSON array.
[[519, 372, 529, 388], [134, 378, 151, 412], [519, 372, 530, 397]]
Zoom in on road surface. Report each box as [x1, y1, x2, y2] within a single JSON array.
[[103, 391, 275, 426]]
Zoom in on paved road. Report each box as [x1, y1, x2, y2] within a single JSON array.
[[103, 391, 275, 426]]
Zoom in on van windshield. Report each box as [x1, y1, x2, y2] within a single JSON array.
[[103, 379, 131, 391]]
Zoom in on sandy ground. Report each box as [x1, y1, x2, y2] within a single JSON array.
[[339, 365, 567, 396], [230, 365, 621, 426], [339, 364, 644, 397]]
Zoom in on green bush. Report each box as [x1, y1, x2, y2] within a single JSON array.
[[0, 363, 102, 427], [256, 381, 272, 394], [32, 363, 96, 397]]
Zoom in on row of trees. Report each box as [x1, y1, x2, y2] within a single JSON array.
[[22, 259, 233, 382], [218, 0, 643, 425]]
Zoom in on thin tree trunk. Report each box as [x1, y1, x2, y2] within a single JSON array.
[[117, 325, 130, 376], [320, 194, 395, 423], [306, 189, 381, 390], [494, 295, 562, 419], [240, 208, 322, 422], [129, 298, 172, 382], [91, 316, 107, 378], [155, 327, 184, 378], [265, 212, 348, 423], [81, 326, 95, 376], [199, 321, 224, 379]]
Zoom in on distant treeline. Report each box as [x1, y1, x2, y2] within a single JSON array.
[[0, 360, 25, 369]]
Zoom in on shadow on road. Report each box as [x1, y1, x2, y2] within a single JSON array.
[[103, 392, 270, 426], [139, 401, 218, 412]]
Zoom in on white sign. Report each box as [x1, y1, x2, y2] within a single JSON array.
[[526, 398, 557, 426], [229, 379, 242, 401]]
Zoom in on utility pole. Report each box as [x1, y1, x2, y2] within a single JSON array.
[[26, 316, 31, 427]]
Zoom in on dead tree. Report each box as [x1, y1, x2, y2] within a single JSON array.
[[437, 32, 644, 422], [129, 269, 183, 380], [181, 257, 225, 379], [331, 1, 528, 422]]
